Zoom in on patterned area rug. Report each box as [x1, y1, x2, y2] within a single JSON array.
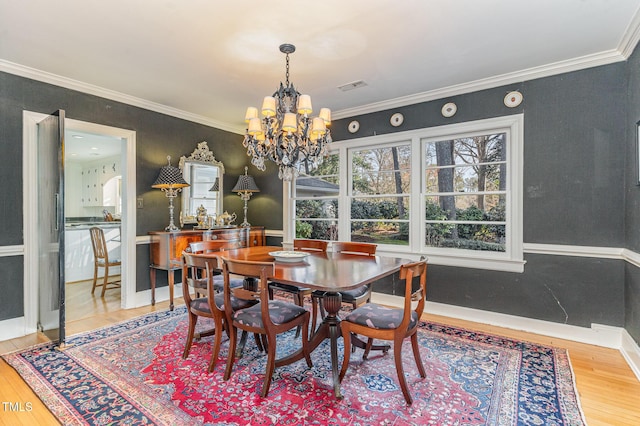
[[3, 307, 585, 425]]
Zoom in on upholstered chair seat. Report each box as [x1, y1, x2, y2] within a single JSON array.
[[232, 300, 308, 328], [343, 303, 419, 330]]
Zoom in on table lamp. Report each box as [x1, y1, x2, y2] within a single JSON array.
[[152, 156, 190, 231], [232, 166, 260, 227]]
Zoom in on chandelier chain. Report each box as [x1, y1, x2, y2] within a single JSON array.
[[285, 53, 290, 87]]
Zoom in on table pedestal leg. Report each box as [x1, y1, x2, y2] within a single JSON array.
[[323, 292, 344, 399]]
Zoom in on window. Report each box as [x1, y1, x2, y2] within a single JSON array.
[[423, 133, 506, 252], [187, 164, 220, 216], [349, 143, 411, 246], [286, 115, 524, 272], [293, 153, 340, 240]]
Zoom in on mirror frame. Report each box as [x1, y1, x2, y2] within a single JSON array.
[[179, 141, 225, 223]]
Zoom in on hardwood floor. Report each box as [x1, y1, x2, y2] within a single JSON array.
[[1, 281, 639, 425]]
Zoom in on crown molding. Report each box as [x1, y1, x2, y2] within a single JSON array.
[[332, 49, 626, 120], [619, 4, 640, 58], [0, 59, 245, 135]]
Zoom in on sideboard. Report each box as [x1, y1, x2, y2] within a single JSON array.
[[148, 226, 265, 310]]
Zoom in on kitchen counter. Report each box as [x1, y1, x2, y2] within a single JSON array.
[[65, 224, 121, 282], [66, 221, 121, 230]]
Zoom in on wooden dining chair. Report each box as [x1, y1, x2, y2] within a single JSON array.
[[89, 226, 121, 296], [311, 241, 377, 321], [268, 239, 329, 337], [188, 239, 244, 293], [189, 238, 243, 254], [181, 252, 256, 372], [339, 259, 428, 405], [222, 258, 313, 397]]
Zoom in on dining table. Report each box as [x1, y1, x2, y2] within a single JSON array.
[[207, 245, 410, 399]]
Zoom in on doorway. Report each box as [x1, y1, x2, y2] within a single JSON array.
[[23, 111, 137, 335], [65, 128, 125, 321]]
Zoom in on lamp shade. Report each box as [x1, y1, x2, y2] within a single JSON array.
[[244, 106, 258, 122], [232, 167, 260, 193], [209, 177, 220, 192], [262, 96, 276, 117], [152, 156, 189, 189], [282, 112, 297, 133]]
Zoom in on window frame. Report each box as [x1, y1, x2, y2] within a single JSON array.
[[284, 114, 524, 272]]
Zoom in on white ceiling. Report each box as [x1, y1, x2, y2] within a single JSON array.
[[65, 129, 122, 162], [2, 1, 640, 135]]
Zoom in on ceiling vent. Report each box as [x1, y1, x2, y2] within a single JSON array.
[[338, 80, 367, 92]]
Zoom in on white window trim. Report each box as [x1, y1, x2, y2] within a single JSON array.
[[284, 114, 525, 273]]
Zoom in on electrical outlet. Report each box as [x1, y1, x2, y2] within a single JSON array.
[[136, 197, 143, 208]]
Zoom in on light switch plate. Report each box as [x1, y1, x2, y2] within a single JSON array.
[[137, 197, 143, 208]]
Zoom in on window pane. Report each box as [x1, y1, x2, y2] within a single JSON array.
[[296, 219, 338, 241], [350, 196, 409, 245], [351, 196, 409, 220], [425, 163, 504, 193], [295, 199, 338, 240], [352, 144, 411, 195], [425, 195, 505, 216], [424, 133, 507, 194], [296, 199, 338, 219], [351, 221, 409, 246], [295, 153, 339, 197], [425, 223, 505, 251]]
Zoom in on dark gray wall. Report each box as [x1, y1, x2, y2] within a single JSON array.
[[0, 71, 283, 320], [625, 43, 640, 343], [0, 49, 637, 341], [332, 61, 628, 329]]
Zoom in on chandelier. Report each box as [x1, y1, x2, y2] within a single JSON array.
[[242, 43, 331, 181]]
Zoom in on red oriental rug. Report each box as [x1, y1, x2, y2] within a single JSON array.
[[3, 307, 586, 425]]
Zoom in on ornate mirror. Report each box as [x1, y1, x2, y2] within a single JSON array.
[[179, 141, 224, 224]]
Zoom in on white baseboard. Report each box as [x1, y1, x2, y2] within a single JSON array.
[[0, 316, 37, 343], [372, 292, 640, 382], [621, 329, 640, 382], [133, 283, 182, 309]]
